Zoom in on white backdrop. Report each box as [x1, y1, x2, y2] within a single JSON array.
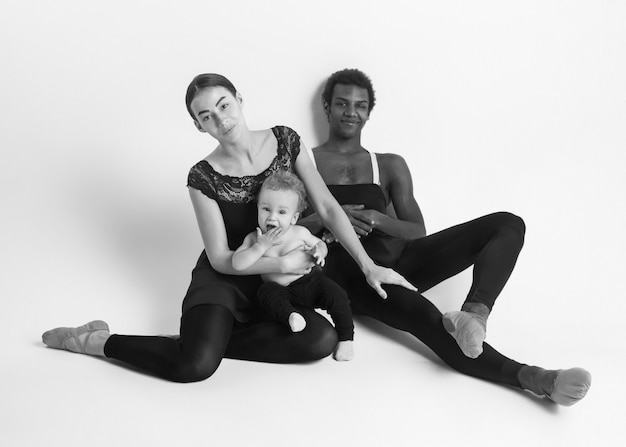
[[2, 1, 625, 446]]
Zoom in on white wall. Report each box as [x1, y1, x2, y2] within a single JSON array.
[[2, 1, 625, 445]]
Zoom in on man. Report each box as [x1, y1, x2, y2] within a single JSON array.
[[301, 68, 526, 359], [298, 69, 591, 406]]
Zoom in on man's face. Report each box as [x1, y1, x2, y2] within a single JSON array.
[[326, 84, 370, 139]]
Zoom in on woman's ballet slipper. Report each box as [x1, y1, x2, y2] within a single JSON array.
[[42, 320, 109, 355], [442, 311, 486, 358], [548, 368, 592, 406]]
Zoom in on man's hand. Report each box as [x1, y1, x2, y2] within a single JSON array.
[[321, 205, 384, 243], [340, 204, 372, 236], [347, 207, 388, 237]]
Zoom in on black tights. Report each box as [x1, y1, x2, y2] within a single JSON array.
[[104, 305, 337, 383], [104, 212, 526, 385], [326, 212, 527, 387], [351, 284, 523, 386], [397, 212, 526, 310]]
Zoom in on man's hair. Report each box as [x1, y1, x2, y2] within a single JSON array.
[[260, 170, 307, 213], [321, 68, 376, 113]]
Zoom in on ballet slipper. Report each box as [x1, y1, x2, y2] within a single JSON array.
[[548, 368, 592, 406], [442, 311, 486, 358], [42, 320, 109, 355]]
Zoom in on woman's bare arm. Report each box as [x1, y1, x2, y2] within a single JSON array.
[[189, 188, 313, 276]]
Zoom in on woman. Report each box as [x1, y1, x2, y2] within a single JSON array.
[[41, 73, 415, 383], [300, 68, 591, 405]]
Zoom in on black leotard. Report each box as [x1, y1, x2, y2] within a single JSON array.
[[102, 127, 337, 382], [183, 125, 302, 321]]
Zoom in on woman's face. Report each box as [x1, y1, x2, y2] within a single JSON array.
[[190, 86, 244, 140]]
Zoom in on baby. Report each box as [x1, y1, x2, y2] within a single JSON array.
[[233, 170, 354, 361]]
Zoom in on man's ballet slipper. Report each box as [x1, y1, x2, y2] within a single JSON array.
[[442, 311, 486, 359], [549, 368, 592, 406], [42, 320, 109, 354]]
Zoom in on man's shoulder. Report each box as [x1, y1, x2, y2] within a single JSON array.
[[311, 142, 330, 153], [375, 152, 408, 169]]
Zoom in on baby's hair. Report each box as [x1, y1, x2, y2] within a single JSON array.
[[261, 170, 307, 213]]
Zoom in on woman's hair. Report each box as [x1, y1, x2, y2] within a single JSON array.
[[185, 73, 237, 120], [260, 170, 308, 213], [321, 68, 376, 113]]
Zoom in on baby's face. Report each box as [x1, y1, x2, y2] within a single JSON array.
[[257, 188, 300, 233]]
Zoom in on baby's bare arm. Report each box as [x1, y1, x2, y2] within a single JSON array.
[[232, 228, 284, 271]]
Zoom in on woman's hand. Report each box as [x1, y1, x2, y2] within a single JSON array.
[[363, 264, 418, 299], [280, 247, 315, 275]]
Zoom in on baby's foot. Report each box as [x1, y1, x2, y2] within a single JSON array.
[[288, 312, 306, 332], [442, 311, 486, 358], [333, 340, 354, 361]]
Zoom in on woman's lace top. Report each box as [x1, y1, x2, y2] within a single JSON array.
[[187, 126, 301, 203]]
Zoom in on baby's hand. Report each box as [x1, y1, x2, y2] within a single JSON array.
[[307, 243, 326, 267], [256, 227, 283, 250]]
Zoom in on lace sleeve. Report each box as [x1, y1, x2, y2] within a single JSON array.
[[187, 162, 218, 200], [274, 125, 301, 168]]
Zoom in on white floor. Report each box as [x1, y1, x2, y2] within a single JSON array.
[[3, 275, 622, 447], [3, 2, 625, 445]]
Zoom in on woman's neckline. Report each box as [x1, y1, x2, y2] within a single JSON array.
[[200, 127, 280, 180]]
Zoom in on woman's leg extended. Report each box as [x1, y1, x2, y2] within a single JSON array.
[[396, 212, 526, 310], [104, 304, 233, 383], [225, 308, 338, 363]]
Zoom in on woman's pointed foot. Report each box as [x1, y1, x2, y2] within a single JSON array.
[[42, 320, 110, 356]]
